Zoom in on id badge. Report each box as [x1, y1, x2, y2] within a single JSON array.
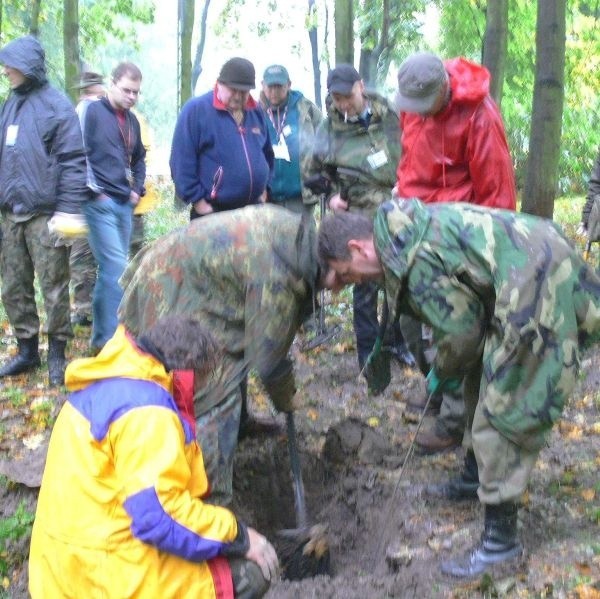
[[367, 150, 388, 169], [125, 168, 134, 186], [5, 125, 18, 146], [273, 137, 290, 162]]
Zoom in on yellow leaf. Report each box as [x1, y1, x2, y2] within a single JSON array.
[[2, 577, 9, 590], [306, 408, 319, 421], [367, 416, 380, 428], [590, 422, 600, 435], [581, 488, 596, 501]]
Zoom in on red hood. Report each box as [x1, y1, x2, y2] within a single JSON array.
[[444, 57, 490, 105]]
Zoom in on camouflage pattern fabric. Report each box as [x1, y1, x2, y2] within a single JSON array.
[[228, 556, 270, 599], [308, 92, 399, 217], [0, 214, 72, 340], [69, 236, 95, 321], [375, 198, 600, 451], [119, 204, 318, 417]]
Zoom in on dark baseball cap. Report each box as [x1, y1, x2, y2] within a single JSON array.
[[327, 64, 361, 95], [218, 57, 255, 91], [396, 52, 447, 113], [263, 64, 290, 86]]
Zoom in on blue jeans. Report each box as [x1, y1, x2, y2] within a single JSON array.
[[82, 196, 132, 349]]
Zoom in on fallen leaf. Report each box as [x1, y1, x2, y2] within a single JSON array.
[[306, 408, 319, 421], [581, 488, 596, 501], [367, 416, 380, 428], [23, 432, 45, 450]]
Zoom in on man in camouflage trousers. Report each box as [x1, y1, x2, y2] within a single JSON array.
[[318, 198, 600, 577], [119, 204, 320, 504]]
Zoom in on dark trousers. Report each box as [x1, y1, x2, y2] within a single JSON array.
[[353, 281, 379, 369]]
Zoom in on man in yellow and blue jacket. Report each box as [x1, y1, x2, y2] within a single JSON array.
[[29, 316, 278, 598]]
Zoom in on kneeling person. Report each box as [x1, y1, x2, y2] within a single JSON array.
[[29, 316, 278, 598]]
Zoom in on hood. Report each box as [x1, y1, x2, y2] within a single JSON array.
[[271, 207, 320, 292], [444, 57, 489, 105], [65, 325, 172, 393], [325, 90, 391, 132], [374, 198, 430, 323], [0, 35, 47, 85]]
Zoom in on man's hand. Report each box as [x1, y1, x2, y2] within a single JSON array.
[[328, 193, 348, 213], [129, 190, 140, 206], [193, 198, 214, 216], [258, 190, 268, 203], [246, 527, 279, 582]]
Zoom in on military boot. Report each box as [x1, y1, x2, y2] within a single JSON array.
[[0, 335, 41, 377], [441, 502, 523, 577], [426, 449, 479, 500], [48, 337, 67, 387]]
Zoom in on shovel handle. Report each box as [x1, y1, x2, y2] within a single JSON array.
[[286, 412, 309, 530]]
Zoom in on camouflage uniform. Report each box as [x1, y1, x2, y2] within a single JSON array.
[[119, 205, 318, 501], [375, 198, 600, 503], [309, 92, 402, 367]]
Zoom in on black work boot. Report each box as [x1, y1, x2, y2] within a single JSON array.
[[441, 502, 523, 577], [426, 450, 479, 500], [0, 335, 41, 377], [47, 337, 67, 387]]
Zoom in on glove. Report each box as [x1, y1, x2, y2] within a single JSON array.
[[47, 212, 88, 239], [262, 358, 297, 413], [364, 337, 391, 396], [426, 369, 462, 396]]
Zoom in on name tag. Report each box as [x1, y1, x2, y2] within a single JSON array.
[[273, 137, 290, 162], [367, 150, 388, 169], [5, 125, 18, 146]]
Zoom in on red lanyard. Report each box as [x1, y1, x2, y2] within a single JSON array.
[[266, 103, 288, 139], [116, 110, 132, 166]]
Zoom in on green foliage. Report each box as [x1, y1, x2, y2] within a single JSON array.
[[143, 180, 189, 243], [0, 501, 35, 577], [436, 0, 599, 196]]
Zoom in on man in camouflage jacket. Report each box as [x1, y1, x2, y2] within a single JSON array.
[[119, 205, 319, 504], [307, 64, 412, 375], [318, 198, 600, 577]]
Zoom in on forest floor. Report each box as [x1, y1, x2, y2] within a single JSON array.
[[0, 301, 599, 598]]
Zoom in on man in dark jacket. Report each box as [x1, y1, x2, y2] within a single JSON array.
[[81, 61, 146, 352], [0, 35, 88, 386]]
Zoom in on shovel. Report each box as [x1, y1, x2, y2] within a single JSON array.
[[278, 412, 331, 580]]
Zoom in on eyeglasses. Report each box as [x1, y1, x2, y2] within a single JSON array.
[[116, 85, 141, 97]]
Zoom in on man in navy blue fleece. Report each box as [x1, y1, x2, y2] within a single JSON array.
[[170, 57, 274, 221]]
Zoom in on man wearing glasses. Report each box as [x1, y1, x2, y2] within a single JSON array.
[[81, 61, 146, 354]]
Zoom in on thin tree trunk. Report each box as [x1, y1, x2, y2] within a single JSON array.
[[30, 0, 41, 36], [522, 0, 566, 218], [482, 0, 508, 106], [178, 0, 194, 111], [63, 0, 79, 102], [192, 0, 211, 93], [308, 0, 322, 109], [334, 0, 353, 65]]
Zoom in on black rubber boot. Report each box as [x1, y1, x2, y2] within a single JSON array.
[[426, 450, 479, 500], [441, 502, 523, 577], [48, 337, 67, 387], [0, 335, 41, 377]]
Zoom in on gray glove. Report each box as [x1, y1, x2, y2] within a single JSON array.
[[262, 358, 297, 413]]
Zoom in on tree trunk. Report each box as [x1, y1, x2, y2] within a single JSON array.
[[307, 0, 322, 109], [482, 0, 508, 106], [359, 0, 390, 87], [191, 0, 211, 93], [63, 0, 79, 102], [521, 0, 566, 218], [178, 0, 194, 111], [30, 0, 41, 36], [334, 0, 353, 65]]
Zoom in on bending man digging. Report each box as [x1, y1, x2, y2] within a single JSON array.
[[318, 197, 600, 576]]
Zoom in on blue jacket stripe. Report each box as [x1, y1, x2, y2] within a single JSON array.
[[124, 487, 227, 561]]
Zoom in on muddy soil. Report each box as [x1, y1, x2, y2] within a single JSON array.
[[1, 319, 600, 598]]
